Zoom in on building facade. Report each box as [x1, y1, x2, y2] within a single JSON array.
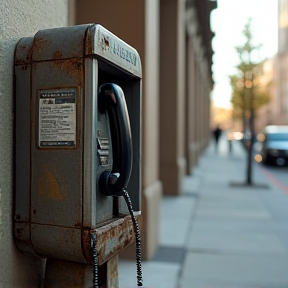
[[256, 0, 288, 130], [0, 0, 216, 286], [277, 0, 288, 124]]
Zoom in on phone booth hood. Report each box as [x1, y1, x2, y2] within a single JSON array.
[[14, 24, 142, 264]]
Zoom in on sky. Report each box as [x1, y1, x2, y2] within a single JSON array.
[[210, 0, 278, 109]]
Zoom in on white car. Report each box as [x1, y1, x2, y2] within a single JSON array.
[[258, 125, 288, 166]]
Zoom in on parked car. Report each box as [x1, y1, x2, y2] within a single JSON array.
[[257, 125, 288, 166]]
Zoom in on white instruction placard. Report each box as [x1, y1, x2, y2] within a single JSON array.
[[38, 88, 77, 147]]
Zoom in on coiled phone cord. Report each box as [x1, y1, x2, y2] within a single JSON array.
[[91, 233, 99, 288], [91, 189, 143, 287], [122, 189, 143, 287]]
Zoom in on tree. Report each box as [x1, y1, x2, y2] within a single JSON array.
[[230, 19, 270, 185]]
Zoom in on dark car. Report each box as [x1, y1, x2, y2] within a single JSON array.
[[258, 125, 288, 166]]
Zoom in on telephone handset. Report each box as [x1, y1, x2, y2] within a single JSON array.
[[98, 83, 133, 197]]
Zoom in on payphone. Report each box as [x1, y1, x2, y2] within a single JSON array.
[[14, 24, 142, 287]]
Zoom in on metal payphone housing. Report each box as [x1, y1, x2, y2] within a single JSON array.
[[14, 24, 142, 263]]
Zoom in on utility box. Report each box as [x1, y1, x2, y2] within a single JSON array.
[[14, 24, 142, 264]]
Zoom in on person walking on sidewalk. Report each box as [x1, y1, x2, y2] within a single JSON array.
[[212, 125, 222, 152]]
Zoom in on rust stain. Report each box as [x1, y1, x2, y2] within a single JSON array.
[[46, 169, 63, 200], [104, 38, 109, 49], [19, 44, 27, 51], [15, 44, 33, 65], [33, 36, 49, 51], [82, 228, 92, 263], [51, 59, 83, 85], [53, 50, 62, 59], [107, 256, 119, 285], [84, 25, 95, 55], [39, 177, 45, 196], [39, 168, 63, 200], [26, 45, 33, 62], [82, 215, 139, 265]]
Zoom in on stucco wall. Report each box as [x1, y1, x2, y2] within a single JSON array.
[[0, 1, 68, 286]]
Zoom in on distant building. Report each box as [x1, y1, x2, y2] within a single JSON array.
[[251, 0, 288, 132], [256, 58, 277, 132], [277, 0, 288, 124]]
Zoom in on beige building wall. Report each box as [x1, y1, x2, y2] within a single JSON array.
[[167, 0, 215, 179], [75, 0, 162, 260], [160, 0, 187, 195], [185, 36, 196, 173], [0, 1, 68, 286], [185, 36, 210, 173]]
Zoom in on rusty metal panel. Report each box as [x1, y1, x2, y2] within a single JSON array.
[[32, 24, 89, 62], [96, 217, 134, 265], [14, 67, 32, 222], [14, 38, 34, 254], [14, 37, 33, 65], [83, 215, 137, 265], [85, 24, 142, 78], [31, 225, 86, 263], [31, 23, 142, 79], [30, 60, 84, 228]]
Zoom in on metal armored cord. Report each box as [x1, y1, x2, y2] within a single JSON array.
[[122, 189, 143, 287], [91, 233, 99, 288]]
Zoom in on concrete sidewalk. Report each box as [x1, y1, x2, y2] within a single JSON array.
[[118, 137, 288, 288]]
